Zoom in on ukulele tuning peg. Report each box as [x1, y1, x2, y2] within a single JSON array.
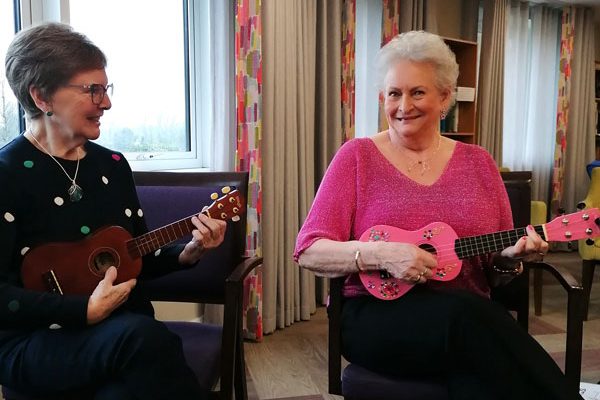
[[558, 207, 566, 215], [577, 201, 587, 210], [586, 238, 595, 246], [232, 215, 241, 222], [595, 218, 600, 227], [221, 186, 231, 194], [210, 192, 218, 200]]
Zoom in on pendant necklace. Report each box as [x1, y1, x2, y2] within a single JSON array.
[[29, 131, 83, 202], [404, 135, 442, 176]]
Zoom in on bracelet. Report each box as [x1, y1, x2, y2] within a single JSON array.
[[354, 250, 364, 272], [492, 261, 523, 275]]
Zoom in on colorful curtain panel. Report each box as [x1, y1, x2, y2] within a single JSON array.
[[550, 7, 575, 215], [235, 0, 263, 341], [378, 0, 401, 131], [342, 0, 356, 142]]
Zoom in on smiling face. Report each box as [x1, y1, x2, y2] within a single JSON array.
[[45, 68, 112, 141], [383, 60, 450, 141]]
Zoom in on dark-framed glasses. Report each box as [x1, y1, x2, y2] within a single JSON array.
[[65, 83, 113, 105]]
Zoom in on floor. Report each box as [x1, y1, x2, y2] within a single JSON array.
[[245, 251, 600, 400]]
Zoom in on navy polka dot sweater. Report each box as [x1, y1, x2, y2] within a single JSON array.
[[0, 135, 183, 340]]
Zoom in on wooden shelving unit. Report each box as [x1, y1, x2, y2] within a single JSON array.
[[595, 61, 600, 160], [442, 37, 478, 144]]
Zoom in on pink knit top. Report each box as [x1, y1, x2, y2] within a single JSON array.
[[293, 138, 513, 298]]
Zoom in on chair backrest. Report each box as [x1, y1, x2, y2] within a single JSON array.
[[328, 171, 534, 395], [492, 171, 533, 327], [133, 171, 249, 304]]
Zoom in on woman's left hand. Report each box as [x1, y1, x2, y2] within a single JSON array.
[[499, 225, 549, 262], [178, 213, 227, 265]]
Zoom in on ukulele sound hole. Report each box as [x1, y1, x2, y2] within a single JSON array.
[[89, 248, 119, 277], [418, 243, 437, 255]]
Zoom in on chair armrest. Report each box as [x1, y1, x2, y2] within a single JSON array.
[[526, 261, 581, 291], [226, 256, 263, 284], [525, 261, 583, 394]]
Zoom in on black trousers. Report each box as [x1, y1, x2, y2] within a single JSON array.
[[341, 287, 582, 400], [0, 311, 207, 400]]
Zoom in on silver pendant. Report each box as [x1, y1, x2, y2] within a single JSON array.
[[68, 182, 83, 202]]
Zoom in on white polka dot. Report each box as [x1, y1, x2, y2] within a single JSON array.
[[125, 209, 132, 217], [54, 197, 64, 206], [137, 209, 144, 217], [49, 323, 62, 330], [20, 247, 30, 256], [4, 212, 15, 222], [154, 249, 162, 257], [102, 176, 109, 184]]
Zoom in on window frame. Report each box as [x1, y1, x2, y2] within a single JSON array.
[[17, 0, 229, 172]]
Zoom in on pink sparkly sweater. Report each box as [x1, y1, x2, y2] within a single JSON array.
[[293, 138, 513, 298]]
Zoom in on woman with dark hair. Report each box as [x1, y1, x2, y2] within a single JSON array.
[[0, 22, 225, 399], [295, 31, 581, 400]]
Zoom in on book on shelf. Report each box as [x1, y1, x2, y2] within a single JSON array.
[[456, 86, 475, 102]]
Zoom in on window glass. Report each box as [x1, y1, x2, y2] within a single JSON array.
[[0, 1, 20, 147], [69, 0, 190, 157]]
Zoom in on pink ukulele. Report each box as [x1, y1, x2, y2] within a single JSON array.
[[358, 209, 600, 300]]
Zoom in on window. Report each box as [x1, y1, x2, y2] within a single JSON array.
[[69, 0, 190, 163], [0, 0, 20, 147], [5, 0, 234, 171]]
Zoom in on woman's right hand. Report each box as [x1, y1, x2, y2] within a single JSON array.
[[376, 242, 437, 284], [87, 266, 136, 325]]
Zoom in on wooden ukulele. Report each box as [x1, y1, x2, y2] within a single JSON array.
[[21, 187, 245, 296], [359, 208, 600, 300]]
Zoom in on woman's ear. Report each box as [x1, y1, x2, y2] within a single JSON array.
[[439, 88, 453, 113], [29, 86, 51, 113]]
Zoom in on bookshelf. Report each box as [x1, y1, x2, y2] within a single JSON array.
[[442, 37, 478, 144], [595, 61, 600, 159]]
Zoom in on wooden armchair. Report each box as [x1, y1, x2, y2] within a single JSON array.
[[327, 171, 584, 399]]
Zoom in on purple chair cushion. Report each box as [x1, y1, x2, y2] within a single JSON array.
[[135, 185, 242, 303], [342, 364, 448, 400], [164, 321, 222, 389]]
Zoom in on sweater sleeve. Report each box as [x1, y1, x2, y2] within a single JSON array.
[[294, 140, 360, 260], [0, 162, 88, 329]]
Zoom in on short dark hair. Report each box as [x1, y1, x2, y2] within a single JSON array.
[[4, 22, 107, 119]]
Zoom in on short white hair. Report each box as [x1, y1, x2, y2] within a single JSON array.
[[376, 31, 459, 106]]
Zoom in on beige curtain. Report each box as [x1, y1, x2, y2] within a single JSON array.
[[562, 7, 596, 213], [477, 0, 509, 164], [401, 0, 426, 32], [262, 0, 342, 333]]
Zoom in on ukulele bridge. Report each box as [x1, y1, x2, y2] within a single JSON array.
[[42, 270, 64, 295]]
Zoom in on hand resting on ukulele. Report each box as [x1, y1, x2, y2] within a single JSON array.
[[87, 266, 136, 325]]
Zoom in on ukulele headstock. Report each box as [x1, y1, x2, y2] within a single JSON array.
[[202, 186, 245, 221], [545, 208, 600, 242]]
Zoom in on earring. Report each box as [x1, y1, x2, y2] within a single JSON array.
[[46, 110, 53, 117], [440, 109, 447, 120]]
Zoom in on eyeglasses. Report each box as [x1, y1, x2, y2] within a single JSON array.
[[65, 83, 113, 105]]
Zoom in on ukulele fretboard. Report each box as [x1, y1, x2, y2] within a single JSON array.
[[455, 225, 546, 259]]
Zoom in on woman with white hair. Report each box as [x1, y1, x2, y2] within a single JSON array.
[[294, 31, 578, 400]]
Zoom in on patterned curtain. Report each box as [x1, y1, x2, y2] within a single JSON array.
[[235, 0, 263, 341], [341, 0, 356, 142], [550, 7, 575, 216], [378, 0, 401, 131]]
